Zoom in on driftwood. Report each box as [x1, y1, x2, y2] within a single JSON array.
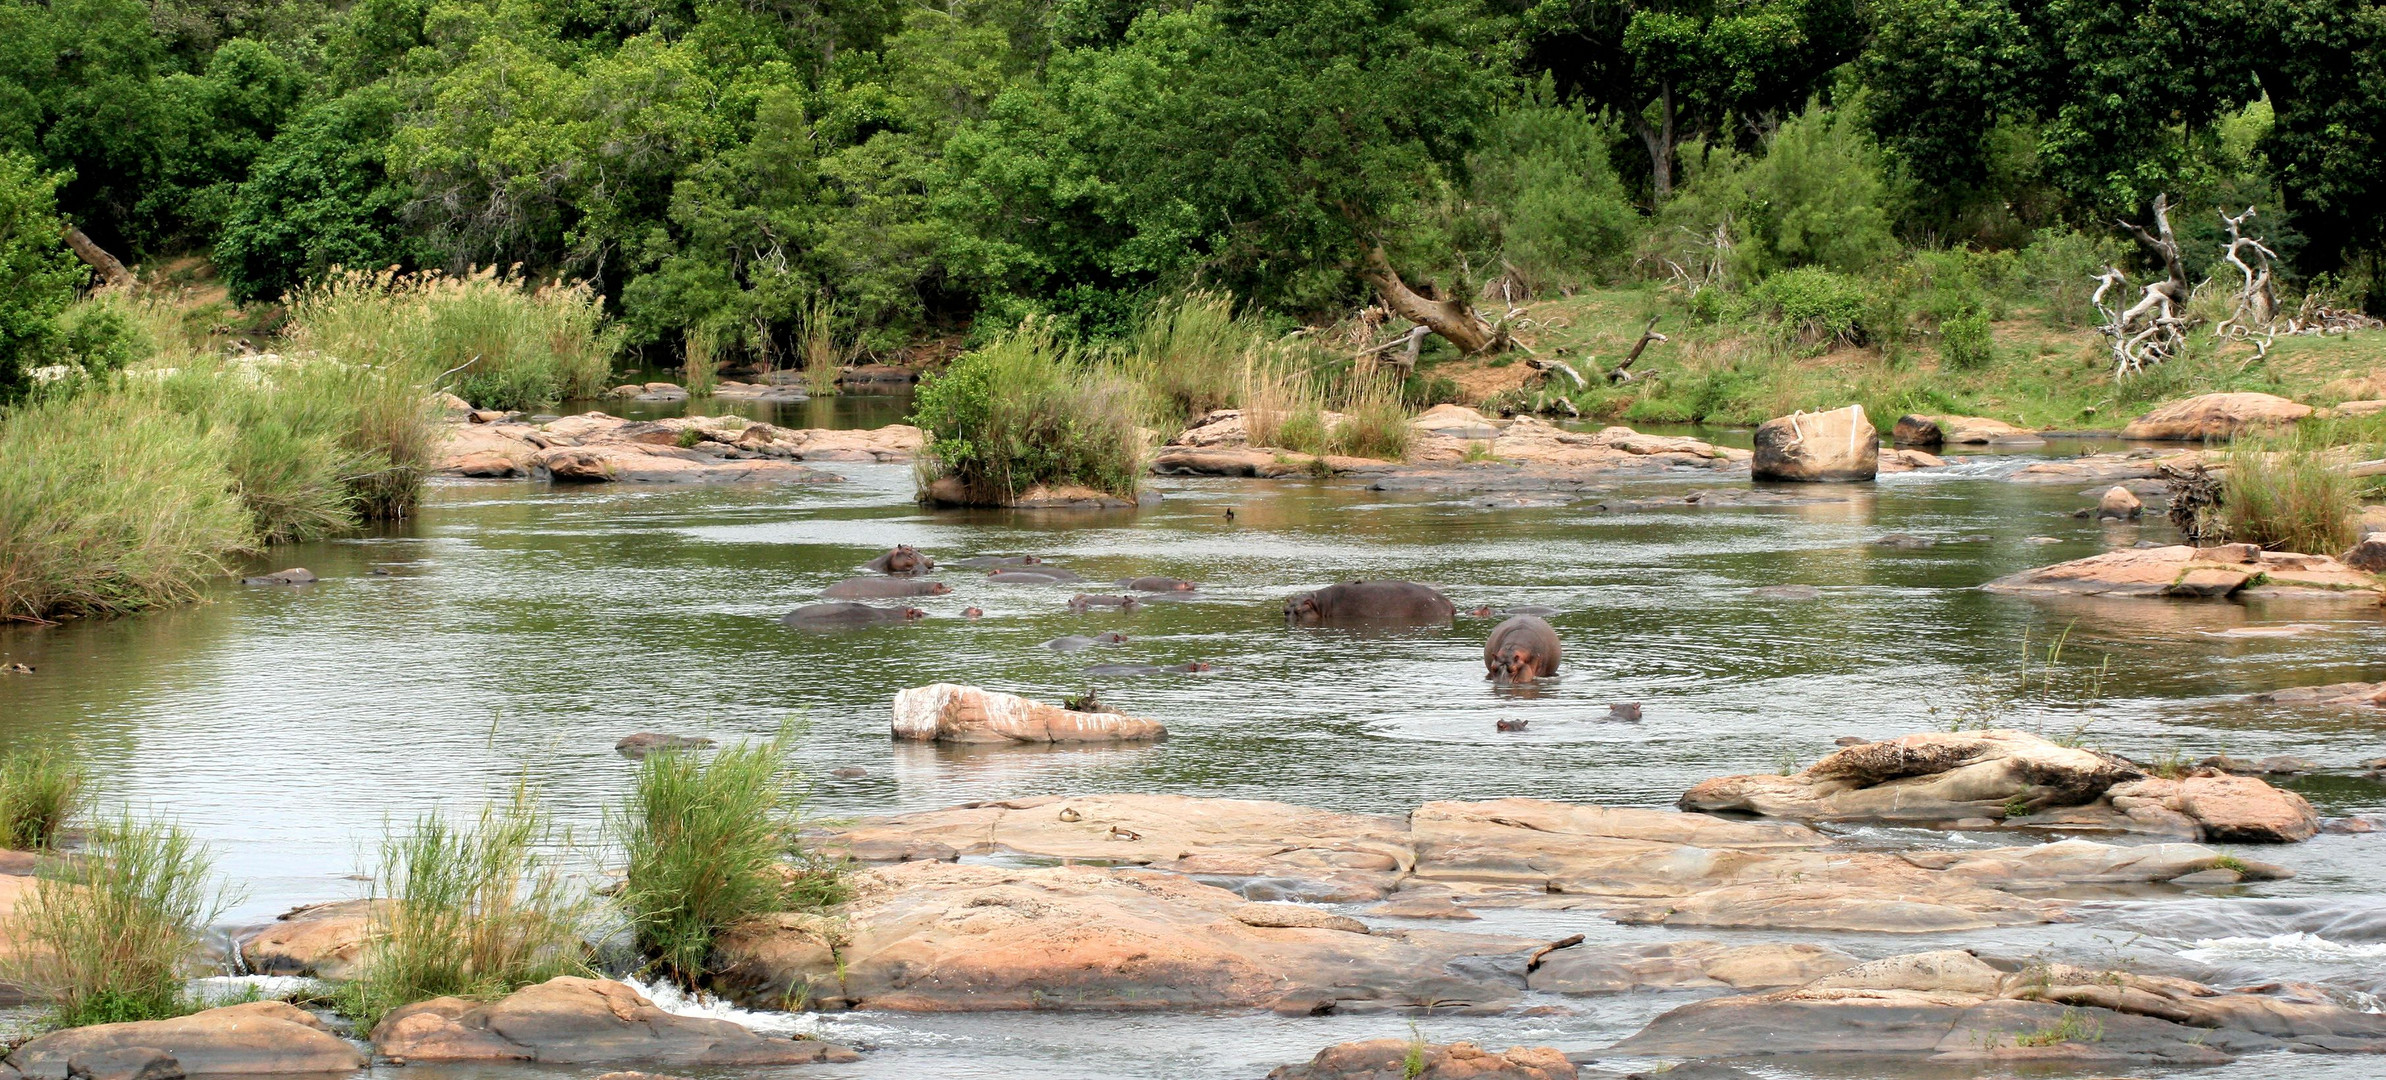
[[62, 228, 133, 289], [1357, 244, 1498, 355], [2161, 461, 2224, 544], [2095, 195, 2193, 377], [2212, 206, 2281, 361], [1605, 317, 1667, 384]]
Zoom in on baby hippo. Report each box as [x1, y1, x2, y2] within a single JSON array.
[[1483, 614, 1561, 682], [1084, 661, 1215, 675], [949, 554, 1044, 569], [1285, 580, 1455, 628], [1069, 593, 1141, 611], [1041, 631, 1129, 653], [781, 603, 927, 629], [1118, 577, 1198, 592], [865, 545, 934, 575], [824, 577, 950, 600]]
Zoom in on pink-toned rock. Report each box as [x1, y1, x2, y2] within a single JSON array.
[[1526, 940, 1857, 994], [234, 899, 382, 979], [372, 977, 852, 1066], [1267, 1039, 1576, 1080], [1753, 405, 1878, 482], [436, 423, 541, 477], [2122, 392, 2312, 441], [5, 1001, 363, 1076], [891, 684, 1167, 743], [1893, 414, 2043, 446], [1879, 447, 1949, 471], [2104, 774, 2321, 843], [533, 444, 839, 484], [1982, 544, 2382, 600]]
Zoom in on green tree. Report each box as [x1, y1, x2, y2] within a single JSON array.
[[0, 153, 85, 402], [217, 84, 420, 303]]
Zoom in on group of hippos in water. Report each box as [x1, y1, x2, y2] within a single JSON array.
[[781, 544, 1565, 684]]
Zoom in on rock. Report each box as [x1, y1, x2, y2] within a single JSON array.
[[2253, 681, 2386, 707], [1872, 533, 1934, 548], [1012, 484, 1156, 509], [1751, 405, 1877, 482], [2342, 532, 2386, 573], [372, 976, 854, 1065], [1982, 544, 2383, 601], [535, 444, 840, 484], [2096, 485, 2143, 519], [838, 363, 917, 387], [2336, 399, 2386, 416], [1362, 895, 1478, 920], [2121, 392, 2313, 441], [238, 568, 315, 586], [63, 1049, 179, 1080], [1892, 414, 2043, 447], [234, 899, 382, 980], [2007, 448, 2208, 484], [1230, 902, 1369, 934], [1608, 948, 2386, 1063], [1266, 1040, 1576, 1080], [830, 766, 867, 778], [1526, 941, 1857, 995], [709, 381, 809, 403], [1148, 447, 1294, 477], [614, 733, 715, 758], [433, 391, 474, 419], [593, 1074, 692, 1080], [6, 1002, 364, 1077], [890, 684, 1166, 744], [1411, 404, 1509, 441], [2103, 774, 2320, 843], [438, 422, 543, 476], [1876, 447, 1947, 471]]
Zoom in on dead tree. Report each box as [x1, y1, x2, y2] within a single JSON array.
[[1357, 244, 1499, 355], [63, 228, 134, 289], [1605, 317, 1667, 384], [2095, 194, 2193, 377], [2211, 206, 2281, 360]]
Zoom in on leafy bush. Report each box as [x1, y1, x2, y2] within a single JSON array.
[[1939, 311, 1997, 369], [0, 154, 88, 404], [343, 790, 591, 1026], [0, 746, 87, 849], [617, 727, 844, 986], [911, 324, 1149, 503], [286, 268, 620, 412], [5, 812, 231, 1027], [1755, 267, 1873, 346], [1471, 83, 1639, 287], [2020, 228, 2128, 329]]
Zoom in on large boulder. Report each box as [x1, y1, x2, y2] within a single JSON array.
[[6, 1002, 364, 1077], [1267, 1040, 1575, 1080], [2101, 774, 2321, 843], [2343, 532, 2386, 573], [1752, 405, 1877, 482], [234, 899, 381, 979], [371, 977, 854, 1066], [1609, 949, 2386, 1065], [533, 444, 839, 484], [890, 684, 1167, 744], [1984, 544, 2383, 600], [2122, 392, 2312, 441], [1892, 414, 2043, 447], [2095, 485, 2143, 519]]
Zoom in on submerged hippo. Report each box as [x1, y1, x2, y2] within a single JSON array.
[[865, 545, 934, 575], [1118, 577, 1198, 593], [1041, 631, 1129, 653], [1467, 603, 1561, 618], [949, 554, 1044, 569], [823, 577, 950, 599], [1483, 614, 1561, 682], [1084, 661, 1215, 676], [987, 567, 1086, 584], [1068, 593, 1141, 611], [1284, 580, 1455, 628], [780, 603, 927, 629]]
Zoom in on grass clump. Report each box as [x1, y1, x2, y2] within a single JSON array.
[[2014, 1007, 2105, 1047], [342, 789, 592, 1026], [1329, 374, 1413, 461], [617, 727, 845, 985], [286, 267, 620, 412], [5, 811, 231, 1027], [2220, 433, 2361, 553], [0, 747, 86, 849], [1127, 291, 1273, 425], [682, 327, 719, 397], [910, 322, 1149, 504]]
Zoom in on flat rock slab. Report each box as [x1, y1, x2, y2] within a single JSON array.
[[2252, 680, 2386, 707], [2121, 392, 2312, 441], [1982, 544, 2382, 601], [372, 977, 854, 1066], [2006, 449, 2207, 484], [891, 684, 1166, 743], [1268, 1040, 1576, 1079], [434, 412, 919, 481], [1526, 940, 1856, 995], [7, 1001, 364, 1077]]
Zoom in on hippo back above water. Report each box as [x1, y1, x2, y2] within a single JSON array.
[[781, 602, 927, 628], [824, 577, 950, 599], [1284, 580, 1455, 628], [865, 545, 934, 575]]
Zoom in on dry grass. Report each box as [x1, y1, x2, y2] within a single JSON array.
[[2222, 432, 2363, 552], [5, 811, 231, 1026]]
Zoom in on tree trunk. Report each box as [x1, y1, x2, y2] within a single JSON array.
[[1357, 244, 1498, 355], [1635, 81, 1676, 200], [62, 228, 134, 289]]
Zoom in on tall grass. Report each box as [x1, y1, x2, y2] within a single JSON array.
[[1330, 371, 1413, 460], [2222, 431, 2361, 553], [682, 327, 720, 397], [0, 391, 252, 622], [800, 296, 841, 396], [0, 747, 86, 850], [5, 811, 230, 1026], [286, 267, 620, 412], [1128, 292, 1271, 424], [910, 322, 1150, 503], [617, 728, 845, 986], [343, 789, 591, 1026], [1239, 346, 1328, 452]]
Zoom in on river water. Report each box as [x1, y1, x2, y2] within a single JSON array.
[[2, 405, 2381, 1079]]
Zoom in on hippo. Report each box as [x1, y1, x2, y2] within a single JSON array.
[[1483, 615, 1561, 682], [1118, 577, 1198, 592], [823, 577, 950, 599], [962, 607, 984, 619], [1084, 661, 1215, 676], [1041, 632, 1128, 653], [780, 603, 927, 628], [1468, 604, 1560, 618], [865, 545, 934, 575], [1069, 593, 1142, 611], [1283, 580, 1455, 628], [987, 568, 1086, 584], [949, 554, 1045, 569]]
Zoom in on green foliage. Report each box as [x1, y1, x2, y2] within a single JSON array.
[[2221, 437, 2359, 554], [617, 727, 845, 986], [910, 323, 1149, 503], [1939, 311, 1996, 369], [4, 811, 231, 1028], [217, 85, 420, 305], [1466, 81, 1638, 287], [1753, 267, 1871, 346], [2014, 1007, 2105, 1047], [0, 746, 87, 850], [286, 269, 618, 412], [343, 789, 592, 1027], [0, 154, 86, 403], [1124, 291, 1269, 425]]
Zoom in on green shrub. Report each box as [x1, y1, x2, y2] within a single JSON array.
[[1126, 292, 1268, 425], [617, 728, 845, 985], [1939, 311, 1997, 369], [0, 153, 85, 405], [0, 747, 87, 850], [1472, 82, 1638, 287], [343, 790, 592, 1026], [2221, 437, 2359, 553], [2020, 228, 2128, 329], [287, 268, 621, 412], [910, 323, 1149, 503], [5, 812, 231, 1027], [0, 392, 253, 622], [1755, 267, 1872, 345]]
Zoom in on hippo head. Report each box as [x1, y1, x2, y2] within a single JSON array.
[[1488, 647, 1533, 683], [1183, 661, 1214, 672], [1021, 555, 1044, 565], [901, 607, 928, 621], [1169, 580, 1197, 591], [1284, 593, 1322, 626], [926, 582, 953, 595], [963, 607, 984, 619], [1097, 631, 1128, 644], [1468, 605, 1496, 618], [886, 545, 926, 572]]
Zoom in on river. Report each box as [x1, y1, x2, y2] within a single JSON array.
[[2, 404, 2380, 1079]]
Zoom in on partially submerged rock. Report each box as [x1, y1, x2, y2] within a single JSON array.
[[2343, 532, 2386, 573], [2095, 485, 2143, 519], [434, 411, 919, 481], [372, 976, 854, 1065], [614, 733, 716, 758], [1982, 544, 2382, 601], [1526, 940, 1856, 995], [6, 1001, 365, 1077], [234, 899, 382, 980], [921, 476, 1159, 509], [1752, 405, 1877, 482], [2252, 680, 2386, 708], [890, 684, 1167, 743], [1608, 948, 2386, 1065], [238, 568, 315, 586], [1267, 1040, 1576, 1080], [1892, 414, 2043, 447], [2007, 448, 2207, 484], [2121, 392, 2312, 441]]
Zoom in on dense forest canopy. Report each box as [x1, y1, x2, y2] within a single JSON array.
[[2, 0, 2382, 364]]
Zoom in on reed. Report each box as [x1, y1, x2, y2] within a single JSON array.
[[911, 323, 1149, 503], [285, 267, 620, 412], [5, 811, 230, 1026], [2221, 433, 2360, 553], [1328, 371, 1414, 461], [0, 746, 86, 850], [1238, 346, 1328, 453], [616, 727, 844, 985], [682, 327, 719, 398], [800, 296, 841, 396], [1128, 292, 1267, 425]]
